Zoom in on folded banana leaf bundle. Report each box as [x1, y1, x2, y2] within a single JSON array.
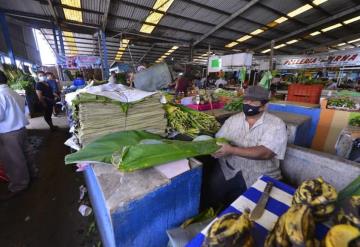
[[72, 93, 167, 145], [65, 130, 223, 172]]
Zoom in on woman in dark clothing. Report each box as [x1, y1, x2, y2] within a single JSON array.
[[46, 72, 61, 116], [35, 71, 57, 131]]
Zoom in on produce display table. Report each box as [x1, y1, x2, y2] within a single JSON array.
[[84, 159, 203, 247], [186, 176, 329, 247]]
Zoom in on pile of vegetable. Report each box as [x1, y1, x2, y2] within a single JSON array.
[[212, 88, 237, 98], [2, 64, 35, 94], [164, 103, 220, 137], [349, 114, 360, 127], [224, 97, 243, 112], [327, 97, 357, 110], [65, 130, 224, 171]]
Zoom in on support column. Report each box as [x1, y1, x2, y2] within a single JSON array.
[[189, 43, 193, 62], [56, 28, 65, 81], [52, 26, 59, 55], [0, 12, 16, 65], [269, 40, 275, 71], [206, 43, 211, 76], [100, 30, 109, 80]]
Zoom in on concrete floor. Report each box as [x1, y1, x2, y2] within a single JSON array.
[[0, 115, 100, 247]]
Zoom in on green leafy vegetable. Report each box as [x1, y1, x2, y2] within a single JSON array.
[[164, 103, 220, 137], [349, 113, 360, 127], [65, 130, 223, 172], [224, 97, 243, 112], [327, 97, 356, 109]]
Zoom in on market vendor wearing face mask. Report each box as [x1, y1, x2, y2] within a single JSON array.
[[211, 85, 287, 206]]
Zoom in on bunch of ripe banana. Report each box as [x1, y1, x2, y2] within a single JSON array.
[[324, 195, 360, 247], [324, 224, 360, 247], [203, 209, 254, 247], [335, 195, 360, 228], [264, 204, 319, 247], [292, 177, 338, 222]]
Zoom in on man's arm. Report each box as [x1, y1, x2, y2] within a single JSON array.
[[213, 143, 275, 160]]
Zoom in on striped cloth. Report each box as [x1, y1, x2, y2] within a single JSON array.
[[186, 176, 329, 247]]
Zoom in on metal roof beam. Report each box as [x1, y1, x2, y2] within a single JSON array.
[[193, 0, 260, 46], [54, 3, 103, 15], [250, 1, 345, 45], [46, 0, 59, 24], [102, 0, 111, 31], [305, 32, 360, 52], [254, 5, 360, 51]]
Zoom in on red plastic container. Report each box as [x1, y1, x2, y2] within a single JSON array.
[[287, 84, 323, 104]]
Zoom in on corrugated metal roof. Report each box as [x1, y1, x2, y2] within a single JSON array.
[[1, 0, 360, 63]]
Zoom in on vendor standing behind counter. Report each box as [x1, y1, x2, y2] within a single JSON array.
[[206, 86, 287, 208]]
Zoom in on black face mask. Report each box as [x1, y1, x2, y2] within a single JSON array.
[[243, 104, 261, 116]]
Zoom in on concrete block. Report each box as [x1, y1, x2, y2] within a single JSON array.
[[281, 144, 360, 191]]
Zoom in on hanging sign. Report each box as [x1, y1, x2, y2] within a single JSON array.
[[276, 49, 360, 69], [64, 56, 101, 68], [208, 56, 222, 73]]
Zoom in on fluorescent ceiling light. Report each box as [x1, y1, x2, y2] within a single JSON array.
[[115, 39, 130, 61], [321, 23, 342, 32], [261, 49, 271, 53], [348, 38, 360, 43], [274, 44, 286, 49], [63, 31, 77, 55], [286, 39, 298, 44], [61, 0, 83, 23], [344, 16, 360, 24], [274, 16, 288, 24], [237, 35, 252, 42], [155, 45, 178, 62], [287, 4, 313, 18], [140, 0, 174, 34], [312, 0, 328, 5], [225, 41, 238, 48], [337, 43, 346, 46], [310, 31, 321, 36], [250, 29, 264, 35]]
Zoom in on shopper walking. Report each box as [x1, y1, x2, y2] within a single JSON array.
[[0, 71, 38, 200], [35, 71, 57, 131], [46, 72, 61, 116]]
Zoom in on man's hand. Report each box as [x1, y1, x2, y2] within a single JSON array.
[[213, 143, 233, 158]]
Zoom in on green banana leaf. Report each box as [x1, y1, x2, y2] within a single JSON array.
[[65, 130, 222, 172], [337, 175, 360, 204]]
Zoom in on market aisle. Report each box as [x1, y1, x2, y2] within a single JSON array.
[[0, 115, 100, 247]]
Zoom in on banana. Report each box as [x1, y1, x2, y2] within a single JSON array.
[[204, 210, 253, 247], [335, 195, 360, 228], [274, 214, 292, 247], [292, 177, 337, 221], [325, 224, 360, 247], [285, 204, 316, 246]]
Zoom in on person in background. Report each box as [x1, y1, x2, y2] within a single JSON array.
[[109, 71, 117, 84], [175, 73, 189, 96], [208, 86, 287, 207], [73, 72, 86, 88], [326, 79, 338, 90], [45, 72, 61, 116], [215, 77, 227, 88], [0, 71, 38, 200], [35, 71, 57, 131]]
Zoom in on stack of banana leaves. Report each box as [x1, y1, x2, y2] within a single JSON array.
[[164, 103, 220, 138], [71, 93, 167, 145], [65, 130, 224, 172]]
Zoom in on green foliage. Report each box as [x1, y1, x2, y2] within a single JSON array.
[[224, 97, 243, 112], [164, 103, 220, 137], [349, 114, 360, 127], [65, 130, 222, 172], [338, 176, 360, 204], [2, 64, 35, 94], [327, 97, 356, 109]]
